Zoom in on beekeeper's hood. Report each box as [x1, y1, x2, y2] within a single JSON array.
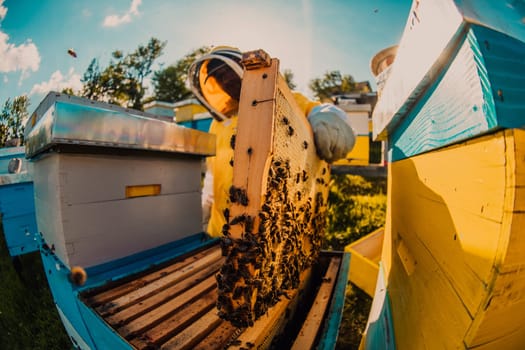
[[189, 46, 243, 121]]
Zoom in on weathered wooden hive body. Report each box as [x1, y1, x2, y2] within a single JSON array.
[[0, 146, 38, 256], [364, 0, 525, 349]]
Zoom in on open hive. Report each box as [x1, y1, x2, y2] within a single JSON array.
[[216, 50, 331, 328]]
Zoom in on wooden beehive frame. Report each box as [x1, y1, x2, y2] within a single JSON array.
[[216, 49, 331, 328]]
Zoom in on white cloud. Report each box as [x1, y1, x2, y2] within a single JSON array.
[[0, 0, 40, 81], [0, 0, 7, 21], [103, 0, 142, 28], [30, 68, 82, 96], [0, 31, 40, 75]]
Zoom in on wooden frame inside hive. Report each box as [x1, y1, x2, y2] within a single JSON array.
[[216, 50, 331, 328]]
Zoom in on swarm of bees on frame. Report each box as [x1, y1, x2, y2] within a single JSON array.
[[216, 110, 331, 328]]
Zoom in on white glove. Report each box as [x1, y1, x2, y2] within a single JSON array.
[[201, 169, 214, 232], [308, 104, 356, 163]]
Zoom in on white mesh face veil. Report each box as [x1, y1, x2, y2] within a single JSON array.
[[189, 49, 244, 121]]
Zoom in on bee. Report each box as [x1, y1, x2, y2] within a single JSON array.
[[230, 134, 236, 149], [230, 214, 247, 226], [303, 140, 308, 149], [222, 224, 231, 237], [287, 126, 294, 136], [244, 215, 254, 233], [282, 116, 289, 125], [247, 147, 253, 156], [233, 286, 244, 300]]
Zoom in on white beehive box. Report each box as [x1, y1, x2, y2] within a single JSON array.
[[25, 92, 215, 269]]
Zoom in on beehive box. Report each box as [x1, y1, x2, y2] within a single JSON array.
[[369, 0, 525, 348], [24, 92, 215, 269]]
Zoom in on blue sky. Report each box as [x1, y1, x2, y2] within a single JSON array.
[[0, 0, 411, 113]]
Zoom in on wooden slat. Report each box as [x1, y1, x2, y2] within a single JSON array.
[[86, 245, 220, 306], [228, 269, 312, 350], [291, 257, 340, 350], [160, 308, 223, 350], [193, 321, 242, 350], [97, 248, 222, 315], [105, 257, 223, 325], [118, 275, 217, 337], [130, 289, 218, 349]]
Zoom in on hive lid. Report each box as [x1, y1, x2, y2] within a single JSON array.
[[25, 92, 216, 158]]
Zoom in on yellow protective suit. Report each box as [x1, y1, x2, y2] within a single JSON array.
[[205, 92, 320, 237]]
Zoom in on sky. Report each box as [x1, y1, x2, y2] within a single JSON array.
[[0, 0, 412, 114]]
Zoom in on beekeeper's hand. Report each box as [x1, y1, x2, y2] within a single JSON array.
[[201, 169, 214, 232], [308, 104, 356, 163]]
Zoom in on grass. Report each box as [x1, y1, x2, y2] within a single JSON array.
[[0, 222, 71, 350], [336, 283, 373, 350]]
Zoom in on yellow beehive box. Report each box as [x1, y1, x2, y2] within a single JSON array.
[[345, 228, 383, 297], [383, 129, 525, 348]]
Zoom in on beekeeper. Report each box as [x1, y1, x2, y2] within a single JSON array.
[[188, 46, 356, 237]]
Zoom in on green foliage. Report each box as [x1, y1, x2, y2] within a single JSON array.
[[309, 71, 371, 102], [0, 96, 29, 147], [152, 46, 211, 103], [282, 69, 297, 90], [80, 37, 166, 110], [336, 283, 373, 350], [326, 174, 386, 349], [0, 224, 71, 349], [324, 174, 387, 250]]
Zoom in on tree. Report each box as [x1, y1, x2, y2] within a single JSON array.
[[282, 69, 296, 90], [152, 46, 211, 103], [80, 37, 166, 110], [0, 96, 30, 147], [309, 70, 367, 102]]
